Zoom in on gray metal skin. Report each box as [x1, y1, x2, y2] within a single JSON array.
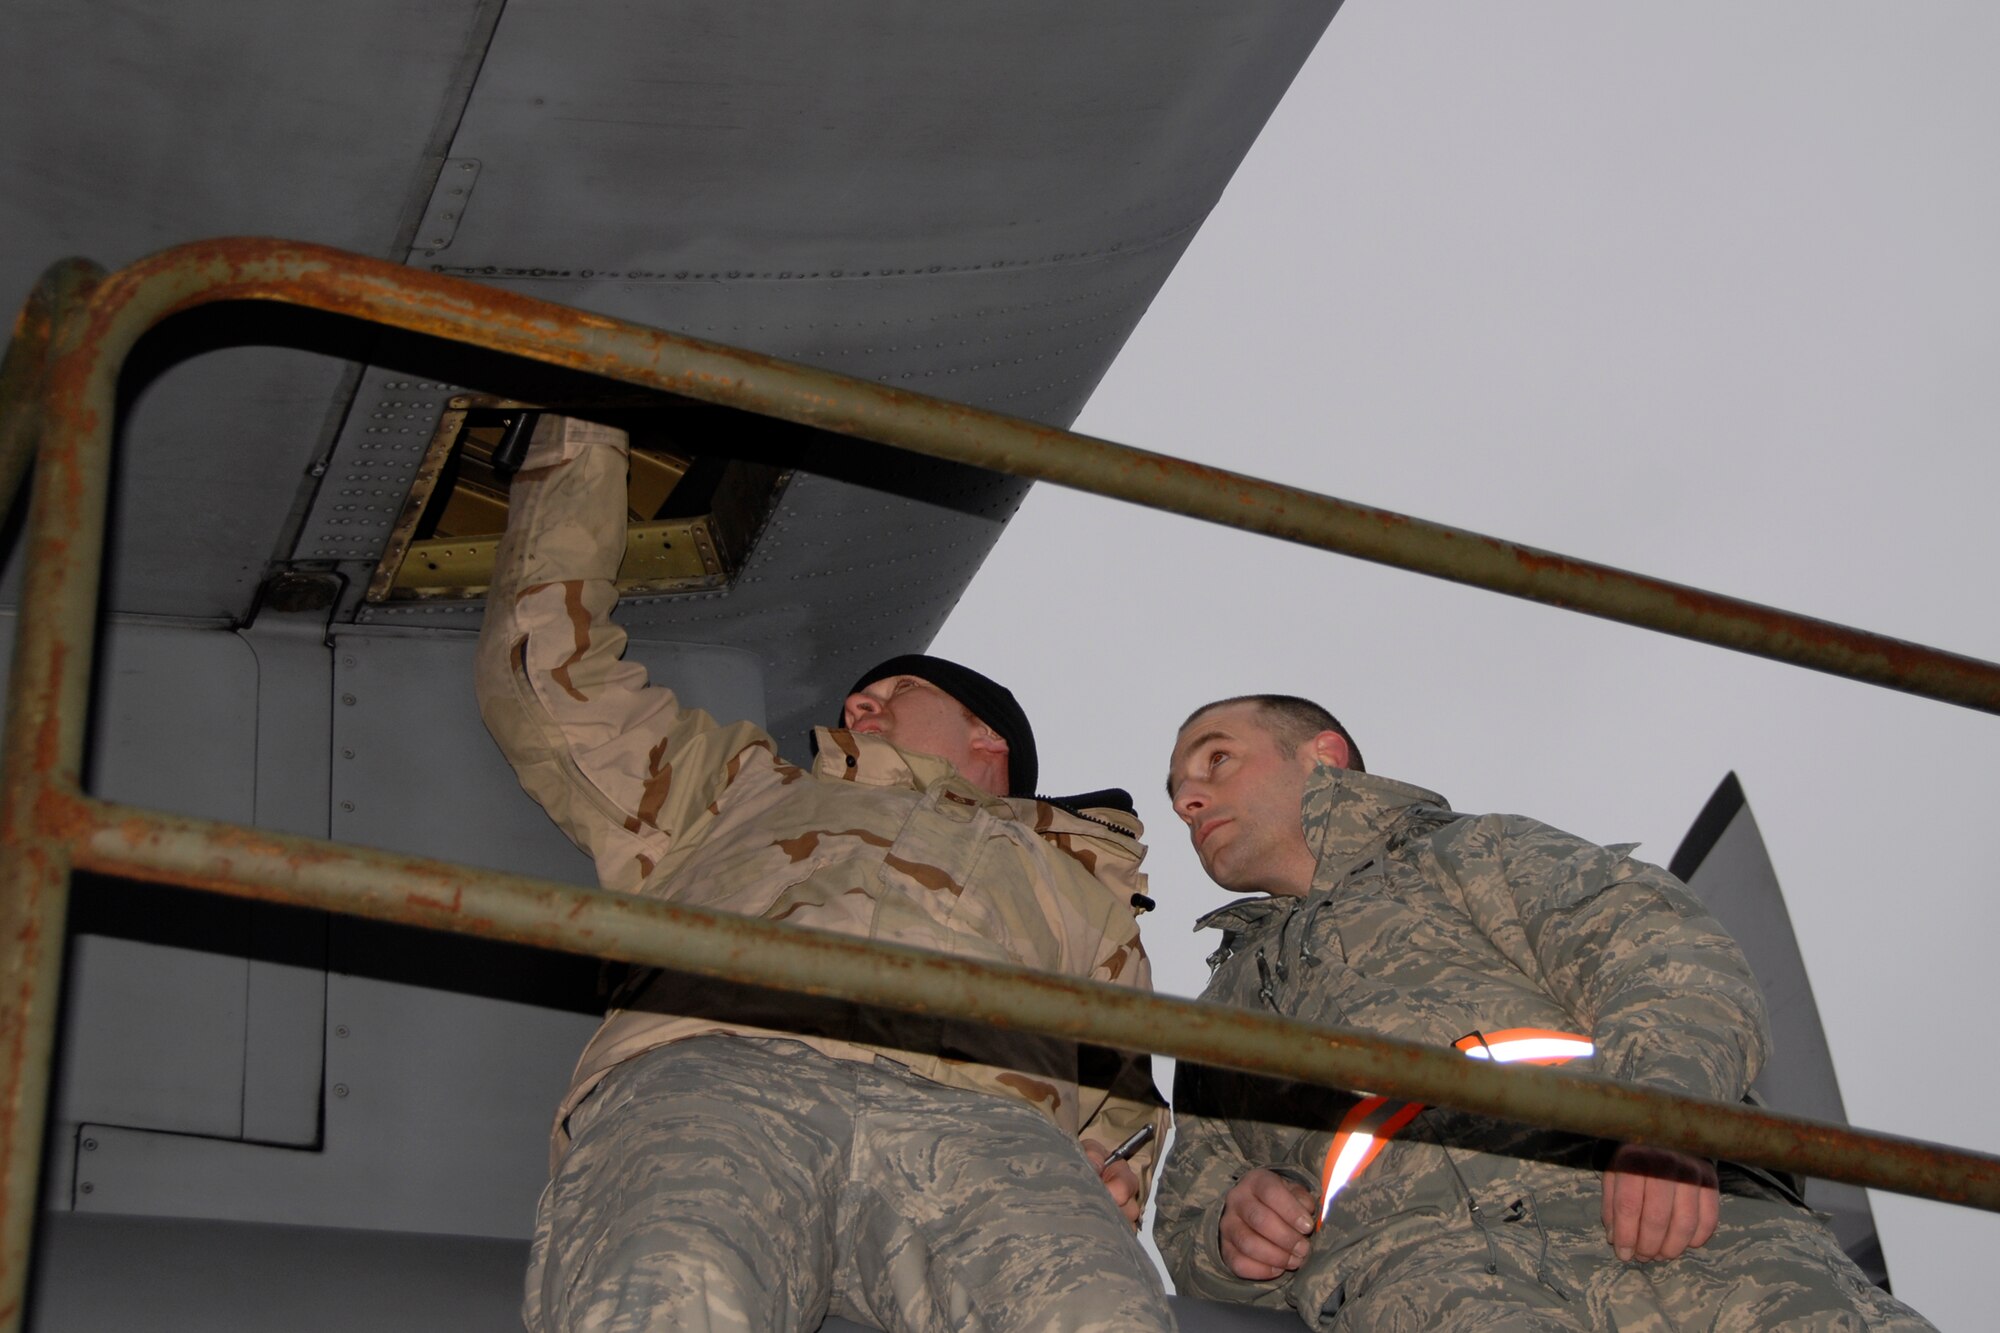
[[0, 616, 751, 1235], [2, 0, 1342, 750], [2, 1, 1346, 1328]]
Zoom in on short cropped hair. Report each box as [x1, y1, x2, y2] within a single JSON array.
[[1181, 694, 1366, 773]]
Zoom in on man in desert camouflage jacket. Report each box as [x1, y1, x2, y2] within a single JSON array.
[[475, 417, 1171, 1333], [1151, 695, 1933, 1331]]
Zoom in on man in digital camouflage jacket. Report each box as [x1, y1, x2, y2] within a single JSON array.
[[1152, 695, 1932, 1332], [475, 416, 1171, 1333]]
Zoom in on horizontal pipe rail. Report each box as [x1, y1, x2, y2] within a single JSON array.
[[62, 793, 2000, 1214], [61, 238, 2000, 714], [5, 239, 1998, 1320]]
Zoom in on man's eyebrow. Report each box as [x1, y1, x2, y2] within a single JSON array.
[[1165, 727, 1232, 797]]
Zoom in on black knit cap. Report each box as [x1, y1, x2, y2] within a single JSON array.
[[840, 654, 1038, 796]]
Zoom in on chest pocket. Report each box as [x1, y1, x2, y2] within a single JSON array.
[[867, 786, 1012, 955], [1285, 862, 1484, 1049]]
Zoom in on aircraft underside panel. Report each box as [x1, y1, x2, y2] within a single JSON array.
[[2, 617, 755, 1238], [0, 0, 507, 622], [7, 4, 1345, 1326], [3, 0, 1343, 755]]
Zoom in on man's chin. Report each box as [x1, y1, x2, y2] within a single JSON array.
[[1198, 851, 1254, 896]]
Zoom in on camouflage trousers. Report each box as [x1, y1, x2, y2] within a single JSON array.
[[1322, 1191, 1934, 1332], [525, 1036, 1176, 1333]]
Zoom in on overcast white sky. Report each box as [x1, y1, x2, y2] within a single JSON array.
[[934, 3, 2000, 1323]]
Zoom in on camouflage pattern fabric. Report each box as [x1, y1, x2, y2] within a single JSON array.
[[1299, 1191, 1933, 1332], [473, 417, 1164, 1180], [1153, 764, 1933, 1331], [526, 1036, 1176, 1333], [476, 417, 1169, 1328]]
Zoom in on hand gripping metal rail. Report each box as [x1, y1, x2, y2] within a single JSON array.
[[5, 240, 2000, 1328]]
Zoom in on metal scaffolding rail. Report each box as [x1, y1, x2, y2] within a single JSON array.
[[5, 239, 1999, 1326]]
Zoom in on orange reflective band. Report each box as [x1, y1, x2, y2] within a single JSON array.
[[1317, 1028, 1593, 1226], [1316, 1095, 1425, 1224]]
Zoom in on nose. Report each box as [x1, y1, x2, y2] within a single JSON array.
[[1171, 785, 1206, 827], [843, 692, 882, 727]]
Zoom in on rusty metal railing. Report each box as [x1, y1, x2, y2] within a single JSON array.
[[5, 239, 1999, 1325]]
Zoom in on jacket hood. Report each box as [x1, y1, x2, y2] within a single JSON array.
[[1300, 764, 1449, 889], [1191, 766, 1450, 937], [812, 725, 1148, 882], [1032, 787, 1141, 839]]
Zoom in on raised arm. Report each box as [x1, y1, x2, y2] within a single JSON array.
[[474, 416, 768, 894]]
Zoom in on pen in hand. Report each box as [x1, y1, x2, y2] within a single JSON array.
[[1101, 1123, 1156, 1167]]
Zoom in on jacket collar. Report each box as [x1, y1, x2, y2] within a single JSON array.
[[1028, 796, 1150, 904], [811, 725, 1147, 866], [1301, 764, 1449, 889], [1193, 894, 1293, 937], [1193, 766, 1450, 936], [811, 725, 970, 793]]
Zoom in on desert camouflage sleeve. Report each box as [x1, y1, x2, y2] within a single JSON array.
[[1074, 932, 1171, 1206], [474, 416, 769, 894], [1442, 815, 1772, 1105], [1151, 1076, 1298, 1307]]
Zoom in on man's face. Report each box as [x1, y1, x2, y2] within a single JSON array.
[[843, 674, 1007, 794], [1168, 702, 1322, 897]]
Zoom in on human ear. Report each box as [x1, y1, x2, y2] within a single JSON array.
[[1308, 731, 1350, 770], [964, 725, 1012, 796], [968, 724, 1009, 759]]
